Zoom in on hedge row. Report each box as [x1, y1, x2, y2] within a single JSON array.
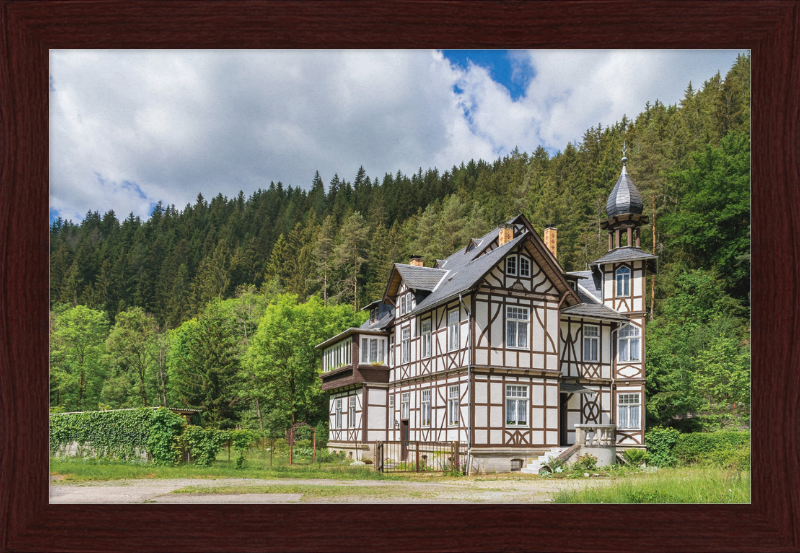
[[50, 408, 261, 467], [644, 428, 750, 469], [50, 407, 185, 464]]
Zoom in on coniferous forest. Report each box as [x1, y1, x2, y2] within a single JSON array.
[[50, 54, 751, 435]]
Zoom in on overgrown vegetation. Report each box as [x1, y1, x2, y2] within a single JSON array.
[[552, 467, 749, 504], [49, 54, 751, 435]]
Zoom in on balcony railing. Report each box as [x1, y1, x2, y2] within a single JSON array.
[[574, 424, 616, 446]]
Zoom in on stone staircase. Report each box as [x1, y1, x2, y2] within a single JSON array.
[[520, 446, 571, 475]]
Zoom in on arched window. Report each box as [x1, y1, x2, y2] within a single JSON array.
[[615, 266, 631, 297], [618, 325, 641, 362]]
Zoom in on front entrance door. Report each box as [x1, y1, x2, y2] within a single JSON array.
[[400, 420, 409, 460], [559, 393, 572, 446]]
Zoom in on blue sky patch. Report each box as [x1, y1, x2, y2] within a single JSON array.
[[442, 50, 534, 101]]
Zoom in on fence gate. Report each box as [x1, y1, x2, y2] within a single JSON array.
[[374, 441, 466, 474]]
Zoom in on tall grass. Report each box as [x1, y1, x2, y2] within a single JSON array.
[[552, 467, 750, 504], [50, 451, 396, 482]]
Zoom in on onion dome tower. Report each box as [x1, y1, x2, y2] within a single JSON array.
[[601, 143, 649, 250]]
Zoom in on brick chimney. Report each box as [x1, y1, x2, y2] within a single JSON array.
[[498, 225, 514, 247], [409, 256, 424, 267], [544, 225, 558, 257]]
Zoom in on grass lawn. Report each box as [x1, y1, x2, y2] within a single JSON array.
[[170, 483, 429, 501], [552, 466, 750, 504], [50, 448, 399, 482]]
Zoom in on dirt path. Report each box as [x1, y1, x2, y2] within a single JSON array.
[[50, 476, 602, 504]]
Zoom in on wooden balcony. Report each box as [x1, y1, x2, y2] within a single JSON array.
[[320, 363, 391, 391]]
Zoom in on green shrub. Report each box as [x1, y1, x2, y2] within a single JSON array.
[[180, 426, 229, 467], [295, 439, 312, 449], [645, 427, 680, 467], [674, 431, 750, 466], [230, 429, 257, 469], [572, 453, 598, 472], [623, 448, 651, 465], [147, 408, 186, 465]]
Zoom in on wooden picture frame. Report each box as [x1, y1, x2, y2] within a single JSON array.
[[1, 1, 796, 551]]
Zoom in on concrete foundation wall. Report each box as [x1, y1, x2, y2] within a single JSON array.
[[469, 448, 546, 474], [327, 441, 374, 462]]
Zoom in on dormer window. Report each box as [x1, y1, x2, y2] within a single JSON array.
[[370, 307, 378, 323], [616, 266, 631, 297]]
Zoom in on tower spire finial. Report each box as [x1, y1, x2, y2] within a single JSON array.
[[621, 141, 628, 167]]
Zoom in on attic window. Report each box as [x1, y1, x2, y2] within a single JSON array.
[[370, 307, 378, 323], [569, 281, 576, 291], [467, 243, 475, 252]]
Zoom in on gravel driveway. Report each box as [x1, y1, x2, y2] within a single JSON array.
[[50, 476, 601, 504]]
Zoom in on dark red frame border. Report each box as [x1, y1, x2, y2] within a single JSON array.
[[1, 1, 798, 551]]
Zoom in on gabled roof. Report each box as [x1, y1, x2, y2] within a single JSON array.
[[383, 264, 448, 302], [407, 214, 581, 316], [591, 246, 658, 272], [560, 302, 630, 322]]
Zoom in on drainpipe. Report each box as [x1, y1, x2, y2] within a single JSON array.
[[459, 292, 473, 475]]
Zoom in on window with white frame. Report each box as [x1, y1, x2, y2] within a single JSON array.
[[506, 306, 529, 348], [401, 392, 409, 420], [361, 337, 369, 363], [401, 328, 410, 363], [421, 319, 431, 358], [421, 389, 431, 427], [349, 395, 356, 428], [324, 338, 351, 372], [448, 385, 459, 425], [389, 394, 396, 426], [505, 385, 528, 426], [335, 398, 342, 429], [519, 256, 531, 277], [617, 393, 640, 429], [367, 338, 383, 364], [407, 293, 412, 310], [506, 255, 517, 276], [616, 266, 631, 297], [618, 325, 641, 362], [389, 335, 394, 367], [583, 325, 600, 362], [448, 310, 459, 351], [400, 294, 406, 315]]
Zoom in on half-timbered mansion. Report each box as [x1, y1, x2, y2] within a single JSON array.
[[317, 154, 657, 473]]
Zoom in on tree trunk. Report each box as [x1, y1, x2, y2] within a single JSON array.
[[354, 244, 358, 311], [323, 264, 327, 306], [140, 368, 148, 406], [255, 398, 264, 432], [650, 195, 656, 321]]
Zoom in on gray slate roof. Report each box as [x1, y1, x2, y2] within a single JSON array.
[[606, 165, 644, 217], [360, 309, 394, 331], [591, 246, 658, 266], [394, 264, 449, 291], [561, 270, 628, 321], [560, 302, 629, 322], [568, 270, 602, 302], [409, 229, 527, 316]]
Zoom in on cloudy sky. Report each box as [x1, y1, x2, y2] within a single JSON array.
[[49, 49, 747, 223]]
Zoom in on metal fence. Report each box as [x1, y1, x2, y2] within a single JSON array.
[[374, 441, 467, 474]]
